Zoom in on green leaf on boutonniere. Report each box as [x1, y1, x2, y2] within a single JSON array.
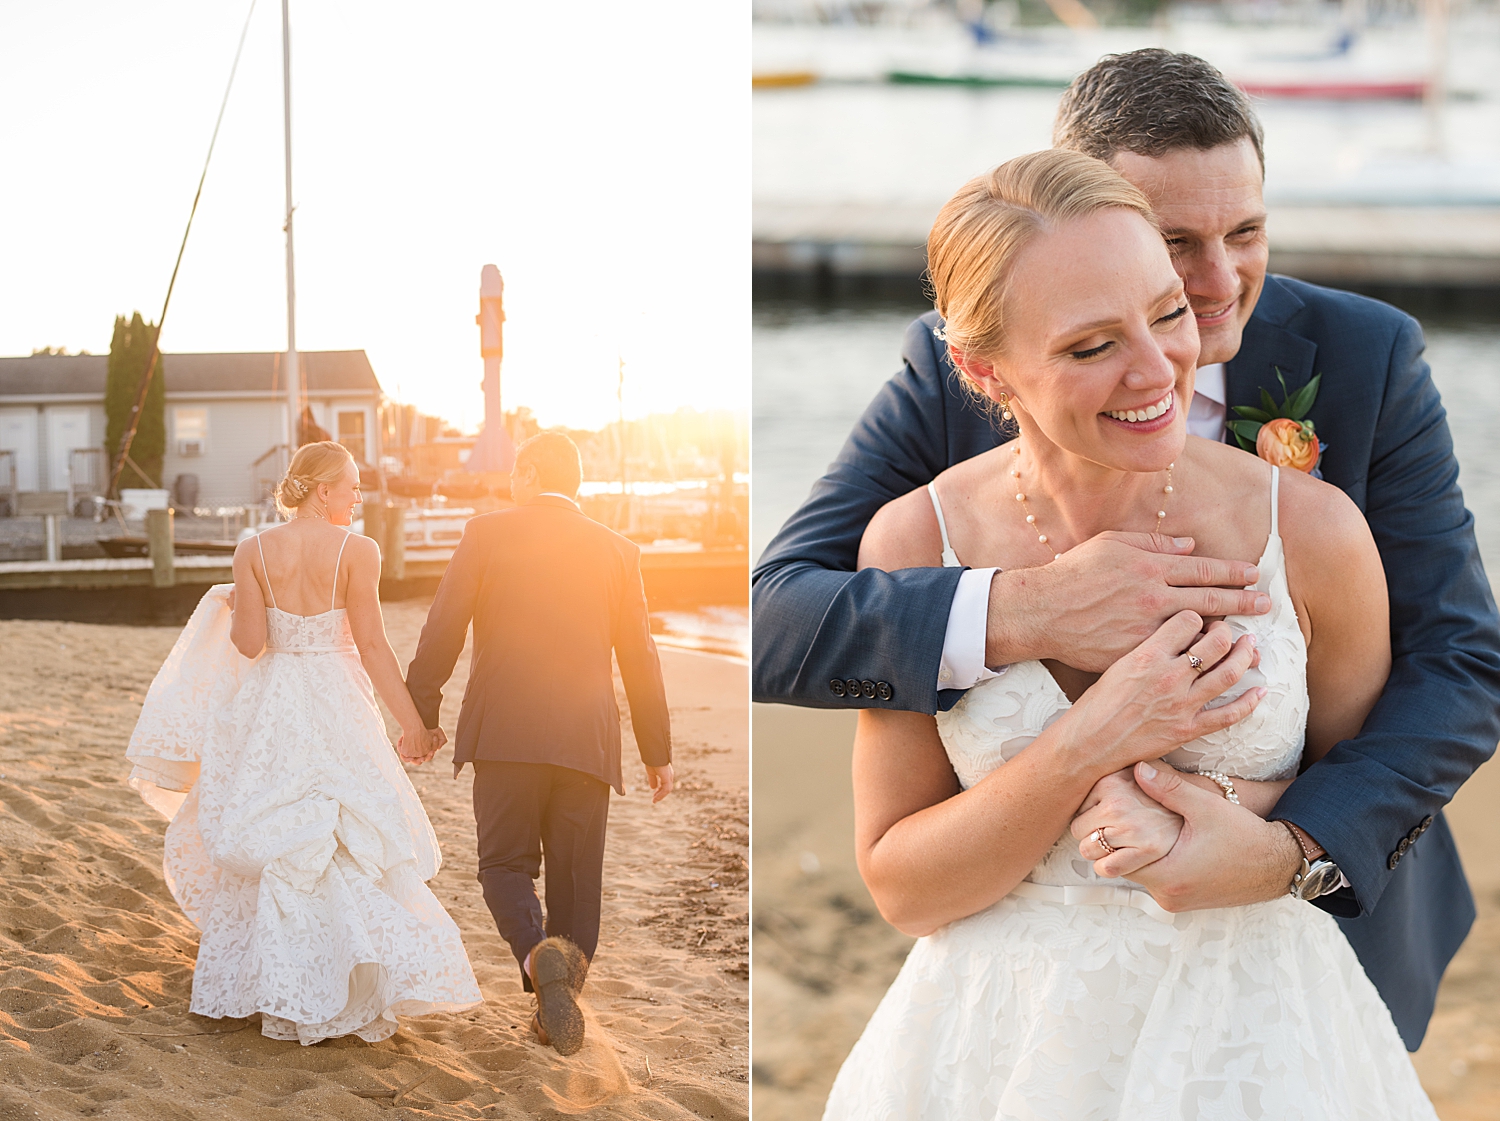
[[1227, 419, 1266, 448], [1285, 374, 1321, 421], [1228, 367, 1323, 452], [1231, 406, 1274, 423]]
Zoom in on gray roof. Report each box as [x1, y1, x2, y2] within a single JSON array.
[[0, 350, 381, 397]]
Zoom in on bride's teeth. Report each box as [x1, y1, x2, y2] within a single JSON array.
[[1107, 392, 1172, 423]]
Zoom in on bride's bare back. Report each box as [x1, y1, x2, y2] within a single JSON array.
[[249, 521, 355, 617]]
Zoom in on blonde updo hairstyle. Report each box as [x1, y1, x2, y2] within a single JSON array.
[[926, 149, 1158, 412], [275, 440, 355, 517]]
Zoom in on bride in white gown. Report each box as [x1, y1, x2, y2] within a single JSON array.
[[823, 152, 1436, 1118], [127, 441, 481, 1044]]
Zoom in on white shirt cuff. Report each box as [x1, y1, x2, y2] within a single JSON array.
[[937, 567, 1005, 690]]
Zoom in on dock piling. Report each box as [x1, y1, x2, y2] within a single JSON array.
[[386, 506, 406, 582], [147, 508, 175, 587], [43, 515, 61, 563]]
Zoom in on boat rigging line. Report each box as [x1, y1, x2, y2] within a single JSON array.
[[108, 0, 260, 497]]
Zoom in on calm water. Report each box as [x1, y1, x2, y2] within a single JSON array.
[[754, 20, 1500, 210], [753, 299, 1500, 583]]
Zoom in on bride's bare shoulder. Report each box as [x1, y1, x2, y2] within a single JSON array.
[[859, 483, 944, 572], [859, 448, 1007, 572], [1274, 462, 1375, 569]]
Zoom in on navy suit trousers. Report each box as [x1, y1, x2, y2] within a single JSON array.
[[473, 761, 611, 992]]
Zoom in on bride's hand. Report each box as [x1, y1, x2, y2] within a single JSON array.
[[1053, 613, 1264, 778], [397, 726, 442, 765], [1070, 762, 1183, 878]]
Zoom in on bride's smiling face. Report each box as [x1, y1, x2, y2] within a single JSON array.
[[317, 458, 362, 525], [962, 207, 1199, 473]]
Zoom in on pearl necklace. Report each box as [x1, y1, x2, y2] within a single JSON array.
[[1011, 443, 1175, 562]]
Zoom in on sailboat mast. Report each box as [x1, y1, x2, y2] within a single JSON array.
[[281, 0, 301, 469]]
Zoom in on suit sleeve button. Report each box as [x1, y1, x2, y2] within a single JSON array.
[[829, 679, 846, 697], [846, 679, 861, 698], [1397, 837, 1411, 854], [860, 680, 876, 698], [877, 681, 893, 701], [1388, 852, 1401, 870], [1421, 815, 1434, 831]]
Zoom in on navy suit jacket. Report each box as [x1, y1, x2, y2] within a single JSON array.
[[406, 495, 671, 794], [751, 275, 1500, 1049]]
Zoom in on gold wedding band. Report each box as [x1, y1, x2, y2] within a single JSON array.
[[1089, 828, 1117, 855], [1186, 653, 1205, 673]]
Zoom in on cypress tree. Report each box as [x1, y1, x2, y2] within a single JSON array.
[[104, 312, 166, 494]]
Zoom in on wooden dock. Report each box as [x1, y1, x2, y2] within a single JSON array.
[[754, 203, 1500, 287], [0, 506, 747, 623]]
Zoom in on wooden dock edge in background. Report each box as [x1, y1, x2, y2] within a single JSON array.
[[753, 204, 1500, 288], [0, 528, 748, 623]]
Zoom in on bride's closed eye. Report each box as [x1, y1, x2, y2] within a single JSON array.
[[1070, 340, 1113, 360], [1156, 304, 1189, 326]]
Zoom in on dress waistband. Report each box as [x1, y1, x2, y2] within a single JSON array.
[[265, 646, 359, 655], [1009, 880, 1173, 922]]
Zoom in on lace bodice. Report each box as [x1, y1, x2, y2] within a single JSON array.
[[933, 467, 1309, 890], [264, 607, 357, 654]]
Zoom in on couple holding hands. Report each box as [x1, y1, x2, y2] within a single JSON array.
[[127, 430, 672, 1056]]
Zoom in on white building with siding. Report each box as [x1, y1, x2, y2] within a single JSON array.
[[0, 350, 384, 509]]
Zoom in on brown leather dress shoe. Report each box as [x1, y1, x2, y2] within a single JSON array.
[[530, 938, 585, 1056]]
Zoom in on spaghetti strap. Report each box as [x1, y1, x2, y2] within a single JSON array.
[[254, 532, 278, 610], [927, 481, 962, 568], [1269, 466, 1281, 539], [331, 531, 351, 612]]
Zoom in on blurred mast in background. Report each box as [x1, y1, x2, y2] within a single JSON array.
[[1426, 0, 1449, 154], [281, 0, 302, 462]]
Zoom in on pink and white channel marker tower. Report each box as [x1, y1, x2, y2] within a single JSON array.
[[467, 264, 516, 474]]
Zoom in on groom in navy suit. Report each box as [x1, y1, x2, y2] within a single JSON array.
[[752, 49, 1500, 1051], [406, 431, 673, 1053]]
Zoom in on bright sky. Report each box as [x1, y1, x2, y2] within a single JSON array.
[[1, 2, 748, 432]]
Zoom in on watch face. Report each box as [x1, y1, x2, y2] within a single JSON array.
[[1303, 861, 1341, 899]]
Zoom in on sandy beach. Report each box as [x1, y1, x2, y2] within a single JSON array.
[[751, 703, 1500, 1121], [0, 599, 747, 1121]]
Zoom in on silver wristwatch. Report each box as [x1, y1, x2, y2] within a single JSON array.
[[1288, 856, 1343, 901], [1278, 820, 1342, 900]]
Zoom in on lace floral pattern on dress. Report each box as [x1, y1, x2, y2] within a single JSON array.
[[128, 587, 482, 1045], [824, 470, 1436, 1120]]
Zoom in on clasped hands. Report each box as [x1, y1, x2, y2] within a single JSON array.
[[987, 532, 1303, 912], [398, 725, 447, 766]]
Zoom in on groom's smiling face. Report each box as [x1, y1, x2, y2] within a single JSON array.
[[1109, 139, 1269, 368]]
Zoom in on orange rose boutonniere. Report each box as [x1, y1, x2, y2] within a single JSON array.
[[1227, 368, 1324, 475]]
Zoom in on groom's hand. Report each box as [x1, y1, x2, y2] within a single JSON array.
[[645, 763, 674, 804], [986, 532, 1271, 672], [1126, 761, 1303, 911]]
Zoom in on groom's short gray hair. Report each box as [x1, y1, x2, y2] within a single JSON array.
[[1053, 49, 1265, 173], [515, 431, 583, 498]]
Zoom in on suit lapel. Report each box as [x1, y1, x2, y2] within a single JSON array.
[[1226, 322, 1318, 420], [1225, 277, 1317, 425]]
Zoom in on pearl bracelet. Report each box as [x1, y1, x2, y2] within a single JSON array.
[[1200, 770, 1241, 804]]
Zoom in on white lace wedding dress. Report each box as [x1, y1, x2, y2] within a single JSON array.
[[126, 535, 482, 1044], [824, 468, 1436, 1120]]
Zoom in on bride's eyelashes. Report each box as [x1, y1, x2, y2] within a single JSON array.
[[1066, 305, 1187, 360], [1070, 340, 1113, 361]]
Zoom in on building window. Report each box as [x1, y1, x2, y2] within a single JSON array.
[[175, 407, 208, 457], [337, 410, 367, 464]]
